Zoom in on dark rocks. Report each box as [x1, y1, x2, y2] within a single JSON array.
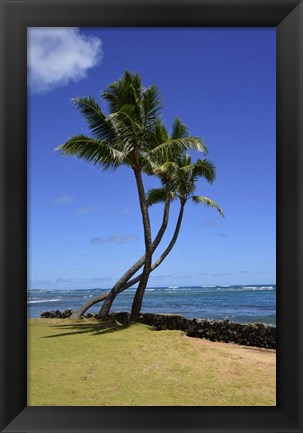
[[40, 309, 73, 319], [111, 311, 130, 324], [140, 313, 188, 331], [39, 310, 276, 349], [137, 313, 276, 349]]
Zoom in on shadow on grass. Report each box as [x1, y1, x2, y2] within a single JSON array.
[[42, 319, 132, 338]]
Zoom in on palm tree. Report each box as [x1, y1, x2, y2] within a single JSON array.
[[70, 152, 224, 318], [56, 71, 207, 320], [123, 162, 224, 290], [69, 119, 204, 320], [97, 118, 208, 319], [128, 152, 224, 320]]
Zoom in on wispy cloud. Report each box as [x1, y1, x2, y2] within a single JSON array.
[[120, 208, 130, 215], [78, 207, 93, 215], [90, 238, 106, 245], [212, 273, 232, 276], [53, 195, 74, 205], [28, 28, 103, 93], [218, 233, 227, 237], [150, 274, 173, 281], [199, 219, 218, 228], [29, 276, 114, 290], [89, 234, 138, 245]]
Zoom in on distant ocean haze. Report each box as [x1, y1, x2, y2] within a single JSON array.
[[28, 284, 276, 324]]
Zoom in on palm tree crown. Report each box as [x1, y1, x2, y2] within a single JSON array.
[[146, 152, 224, 216], [56, 71, 208, 173]]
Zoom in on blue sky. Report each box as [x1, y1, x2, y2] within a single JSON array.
[[28, 28, 276, 290]]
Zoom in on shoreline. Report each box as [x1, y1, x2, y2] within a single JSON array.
[[40, 310, 276, 349]]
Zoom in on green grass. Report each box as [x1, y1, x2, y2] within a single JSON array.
[[28, 318, 276, 406]]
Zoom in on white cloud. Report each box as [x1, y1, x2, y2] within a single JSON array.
[[28, 28, 103, 93]]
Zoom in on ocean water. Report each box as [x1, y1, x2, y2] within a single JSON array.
[[28, 284, 276, 325]]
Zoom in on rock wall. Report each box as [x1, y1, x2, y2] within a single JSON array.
[[40, 310, 276, 349]]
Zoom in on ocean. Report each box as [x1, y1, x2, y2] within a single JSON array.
[[28, 284, 276, 325]]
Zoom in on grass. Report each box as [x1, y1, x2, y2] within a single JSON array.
[[28, 318, 276, 406]]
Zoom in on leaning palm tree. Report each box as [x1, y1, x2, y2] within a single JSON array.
[[98, 118, 208, 319], [72, 152, 224, 318], [71, 118, 208, 319], [56, 71, 207, 321], [111, 152, 224, 320]]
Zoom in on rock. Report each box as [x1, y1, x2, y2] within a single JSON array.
[[61, 309, 73, 318], [111, 312, 130, 324]]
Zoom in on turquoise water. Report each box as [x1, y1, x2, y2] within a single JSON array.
[[27, 284, 276, 324]]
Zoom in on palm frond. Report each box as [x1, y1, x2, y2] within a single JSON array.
[[106, 107, 140, 153], [179, 153, 192, 166], [147, 122, 169, 150], [192, 159, 216, 184], [72, 97, 114, 141], [171, 175, 195, 197], [102, 71, 142, 116], [177, 161, 193, 176], [143, 159, 179, 177], [171, 117, 189, 139], [55, 135, 127, 169], [142, 85, 162, 128], [108, 104, 137, 129], [192, 196, 224, 217], [148, 137, 208, 163], [146, 187, 176, 206]]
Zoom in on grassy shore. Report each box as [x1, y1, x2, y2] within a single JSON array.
[[28, 318, 276, 406]]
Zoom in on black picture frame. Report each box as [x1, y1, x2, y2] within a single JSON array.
[[1, 0, 302, 432]]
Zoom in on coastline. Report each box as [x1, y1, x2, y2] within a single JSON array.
[[40, 310, 276, 349]]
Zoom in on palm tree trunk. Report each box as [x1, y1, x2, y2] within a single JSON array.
[[97, 181, 171, 318], [129, 169, 153, 321], [127, 202, 185, 287], [70, 291, 109, 319], [130, 201, 184, 321], [133, 169, 152, 246], [130, 267, 149, 321], [98, 255, 146, 318], [71, 202, 185, 319]]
